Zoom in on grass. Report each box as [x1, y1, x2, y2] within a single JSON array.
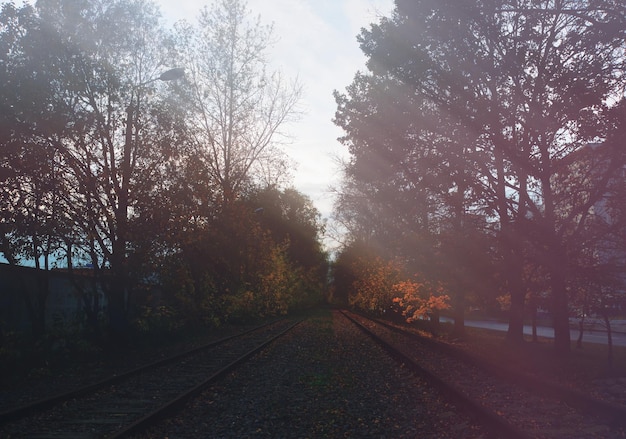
[[436, 322, 626, 383]]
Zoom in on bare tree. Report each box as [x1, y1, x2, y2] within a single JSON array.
[[174, 0, 302, 207]]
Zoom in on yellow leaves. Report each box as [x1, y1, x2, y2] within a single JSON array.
[[496, 294, 511, 311], [349, 256, 402, 313]]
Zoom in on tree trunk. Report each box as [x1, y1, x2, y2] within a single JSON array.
[[106, 104, 133, 343], [507, 276, 526, 344], [544, 222, 570, 355], [551, 272, 571, 355], [80, 276, 102, 343], [576, 317, 585, 349], [430, 309, 441, 335], [430, 309, 441, 326], [452, 290, 465, 339], [107, 270, 128, 344], [499, 162, 526, 344], [603, 314, 613, 370], [531, 301, 538, 342], [23, 269, 48, 339]]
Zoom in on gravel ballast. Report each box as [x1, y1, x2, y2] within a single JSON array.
[[137, 309, 485, 438]]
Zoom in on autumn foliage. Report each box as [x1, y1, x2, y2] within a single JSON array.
[[338, 246, 449, 323], [392, 280, 450, 323], [348, 256, 399, 313]]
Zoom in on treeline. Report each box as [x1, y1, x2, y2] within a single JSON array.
[[0, 0, 327, 342], [331, 0, 626, 355]]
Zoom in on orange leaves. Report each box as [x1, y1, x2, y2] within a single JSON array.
[[392, 279, 450, 323], [347, 253, 449, 322]]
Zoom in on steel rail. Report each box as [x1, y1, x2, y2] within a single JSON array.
[[366, 312, 626, 428], [0, 319, 283, 424], [341, 310, 530, 439], [109, 319, 302, 438]]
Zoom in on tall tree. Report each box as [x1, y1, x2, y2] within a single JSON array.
[[335, 0, 626, 354], [0, 0, 186, 338], [0, 2, 81, 336]]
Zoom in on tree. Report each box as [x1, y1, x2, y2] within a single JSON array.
[[151, 0, 309, 326], [249, 187, 327, 275], [173, 0, 302, 207], [0, 0, 326, 338], [329, 239, 368, 306], [0, 2, 65, 267], [349, 253, 402, 315], [0, 0, 186, 338], [392, 279, 450, 325], [334, 0, 626, 354], [163, 187, 327, 324], [333, 35, 495, 339], [0, 2, 81, 336]]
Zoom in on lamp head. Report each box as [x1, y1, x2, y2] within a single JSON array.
[[159, 67, 185, 81]]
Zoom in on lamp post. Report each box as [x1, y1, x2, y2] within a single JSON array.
[[122, 68, 185, 204], [111, 67, 184, 340]]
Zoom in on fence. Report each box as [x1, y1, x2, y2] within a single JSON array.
[[0, 263, 106, 334]]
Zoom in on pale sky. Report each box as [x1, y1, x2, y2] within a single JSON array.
[[158, 0, 396, 247]]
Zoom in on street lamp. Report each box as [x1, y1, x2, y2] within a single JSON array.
[[155, 67, 186, 82], [111, 67, 184, 339], [123, 67, 184, 181], [123, 67, 185, 226]]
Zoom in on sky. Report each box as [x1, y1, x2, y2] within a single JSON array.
[[157, 0, 396, 247]]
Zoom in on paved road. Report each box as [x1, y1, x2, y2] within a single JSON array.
[[442, 317, 626, 347]]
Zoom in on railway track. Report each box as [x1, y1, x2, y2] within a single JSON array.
[[342, 310, 626, 439], [0, 318, 301, 438], [131, 308, 490, 438]]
